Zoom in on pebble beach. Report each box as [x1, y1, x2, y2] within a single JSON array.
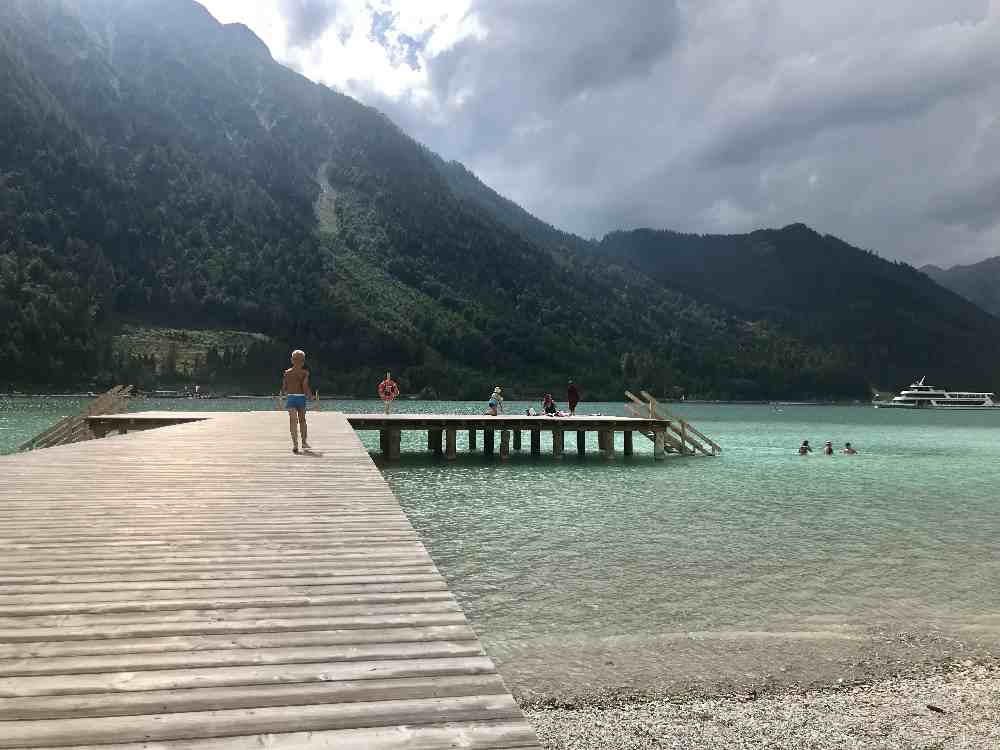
[[524, 660, 1000, 749]]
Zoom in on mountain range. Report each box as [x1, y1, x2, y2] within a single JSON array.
[[922, 258, 1000, 318], [2, 0, 999, 399]]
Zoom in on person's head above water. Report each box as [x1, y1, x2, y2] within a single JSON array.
[[845, 442, 852, 448], [802, 440, 810, 445]]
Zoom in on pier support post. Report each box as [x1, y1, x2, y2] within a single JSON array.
[[513, 430, 522, 451], [500, 430, 510, 460], [577, 430, 586, 456], [530, 429, 541, 456], [484, 429, 495, 456], [388, 429, 401, 461], [653, 430, 666, 461], [380, 429, 389, 456], [429, 429, 443, 456], [624, 431, 634, 457], [552, 430, 564, 459], [468, 429, 477, 451], [446, 428, 457, 461], [601, 430, 614, 460]]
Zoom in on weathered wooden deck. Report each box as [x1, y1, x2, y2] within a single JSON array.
[[89, 411, 676, 461], [0, 412, 540, 749]]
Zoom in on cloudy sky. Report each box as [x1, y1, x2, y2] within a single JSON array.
[[200, 0, 1000, 266]]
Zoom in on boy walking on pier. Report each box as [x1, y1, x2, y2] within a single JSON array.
[[281, 349, 315, 454]]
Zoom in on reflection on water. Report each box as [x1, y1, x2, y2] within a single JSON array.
[[3, 398, 999, 694]]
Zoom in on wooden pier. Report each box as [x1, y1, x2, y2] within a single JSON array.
[[0, 412, 540, 749], [348, 414, 671, 461], [87, 412, 678, 462]]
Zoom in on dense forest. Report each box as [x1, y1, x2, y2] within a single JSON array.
[[2, 0, 998, 399]]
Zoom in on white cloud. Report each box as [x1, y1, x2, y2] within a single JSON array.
[[197, 0, 1000, 266]]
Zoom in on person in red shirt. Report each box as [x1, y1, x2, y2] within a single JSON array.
[[378, 372, 400, 414], [567, 380, 580, 416]]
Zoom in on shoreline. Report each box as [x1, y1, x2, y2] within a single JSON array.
[[522, 658, 1000, 749], [1, 393, 870, 406]]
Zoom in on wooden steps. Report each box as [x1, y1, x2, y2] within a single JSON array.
[[625, 390, 722, 456]]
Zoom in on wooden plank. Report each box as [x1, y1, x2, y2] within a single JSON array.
[[0, 640, 486, 677], [0, 694, 523, 747], [0, 674, 510, 721], [0, 656, 501, 698], [21, 719, 539, 750], [0, 625, 477, 660]]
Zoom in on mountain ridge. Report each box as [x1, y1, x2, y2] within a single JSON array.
[[2, 0, 999, 399], [921, 256, 1000, 317]]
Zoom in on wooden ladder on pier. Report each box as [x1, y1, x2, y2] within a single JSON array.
[[625, 390, 721, 456], [17, 385, 133, 452]]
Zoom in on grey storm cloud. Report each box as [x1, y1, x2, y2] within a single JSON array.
[[278, 0, 342, 47], [340, 0, 1000, 266]]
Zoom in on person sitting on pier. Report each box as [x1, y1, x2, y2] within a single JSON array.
[[281, 349, 315, 454], [542, 393, 558, 415], [843, 442, 858, 455], [798, 440, 812, 455]]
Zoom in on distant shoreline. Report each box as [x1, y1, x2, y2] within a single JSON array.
[[1, 393, 870, 406]]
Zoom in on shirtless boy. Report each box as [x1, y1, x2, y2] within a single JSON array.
[[281, 349, 315, 453]]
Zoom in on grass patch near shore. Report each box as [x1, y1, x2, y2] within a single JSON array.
[[113, 325, 274, 376]]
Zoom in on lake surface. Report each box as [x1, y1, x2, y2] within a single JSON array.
[[3, 397, 998, 696]]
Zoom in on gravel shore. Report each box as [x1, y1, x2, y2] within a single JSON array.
[[524, 660, 1000, 749]]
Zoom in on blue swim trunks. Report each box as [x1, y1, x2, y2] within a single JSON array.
[[286, 394, 307, 410]]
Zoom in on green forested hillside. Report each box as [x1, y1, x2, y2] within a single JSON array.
[[595, 226, 1000, 392], [2, 0, 995, 399]]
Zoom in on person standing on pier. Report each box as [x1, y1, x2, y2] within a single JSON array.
[[281, 349, 315, 454], [378, 372, 400, 414], [485, 386, 503, 416], [567, 380, 580, 416]]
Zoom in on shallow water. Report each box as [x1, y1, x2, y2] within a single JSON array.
[[3, 397, 999, 695]]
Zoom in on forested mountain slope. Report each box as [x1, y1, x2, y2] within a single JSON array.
[[1, 0, 993, 398], [922, 258, 1000, 318], [594, 226, 1000, 391]]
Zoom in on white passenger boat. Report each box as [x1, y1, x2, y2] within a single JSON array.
[[873, 377, 998, 409]]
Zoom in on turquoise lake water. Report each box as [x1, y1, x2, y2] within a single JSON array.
[[2, 397, 998, 696]]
